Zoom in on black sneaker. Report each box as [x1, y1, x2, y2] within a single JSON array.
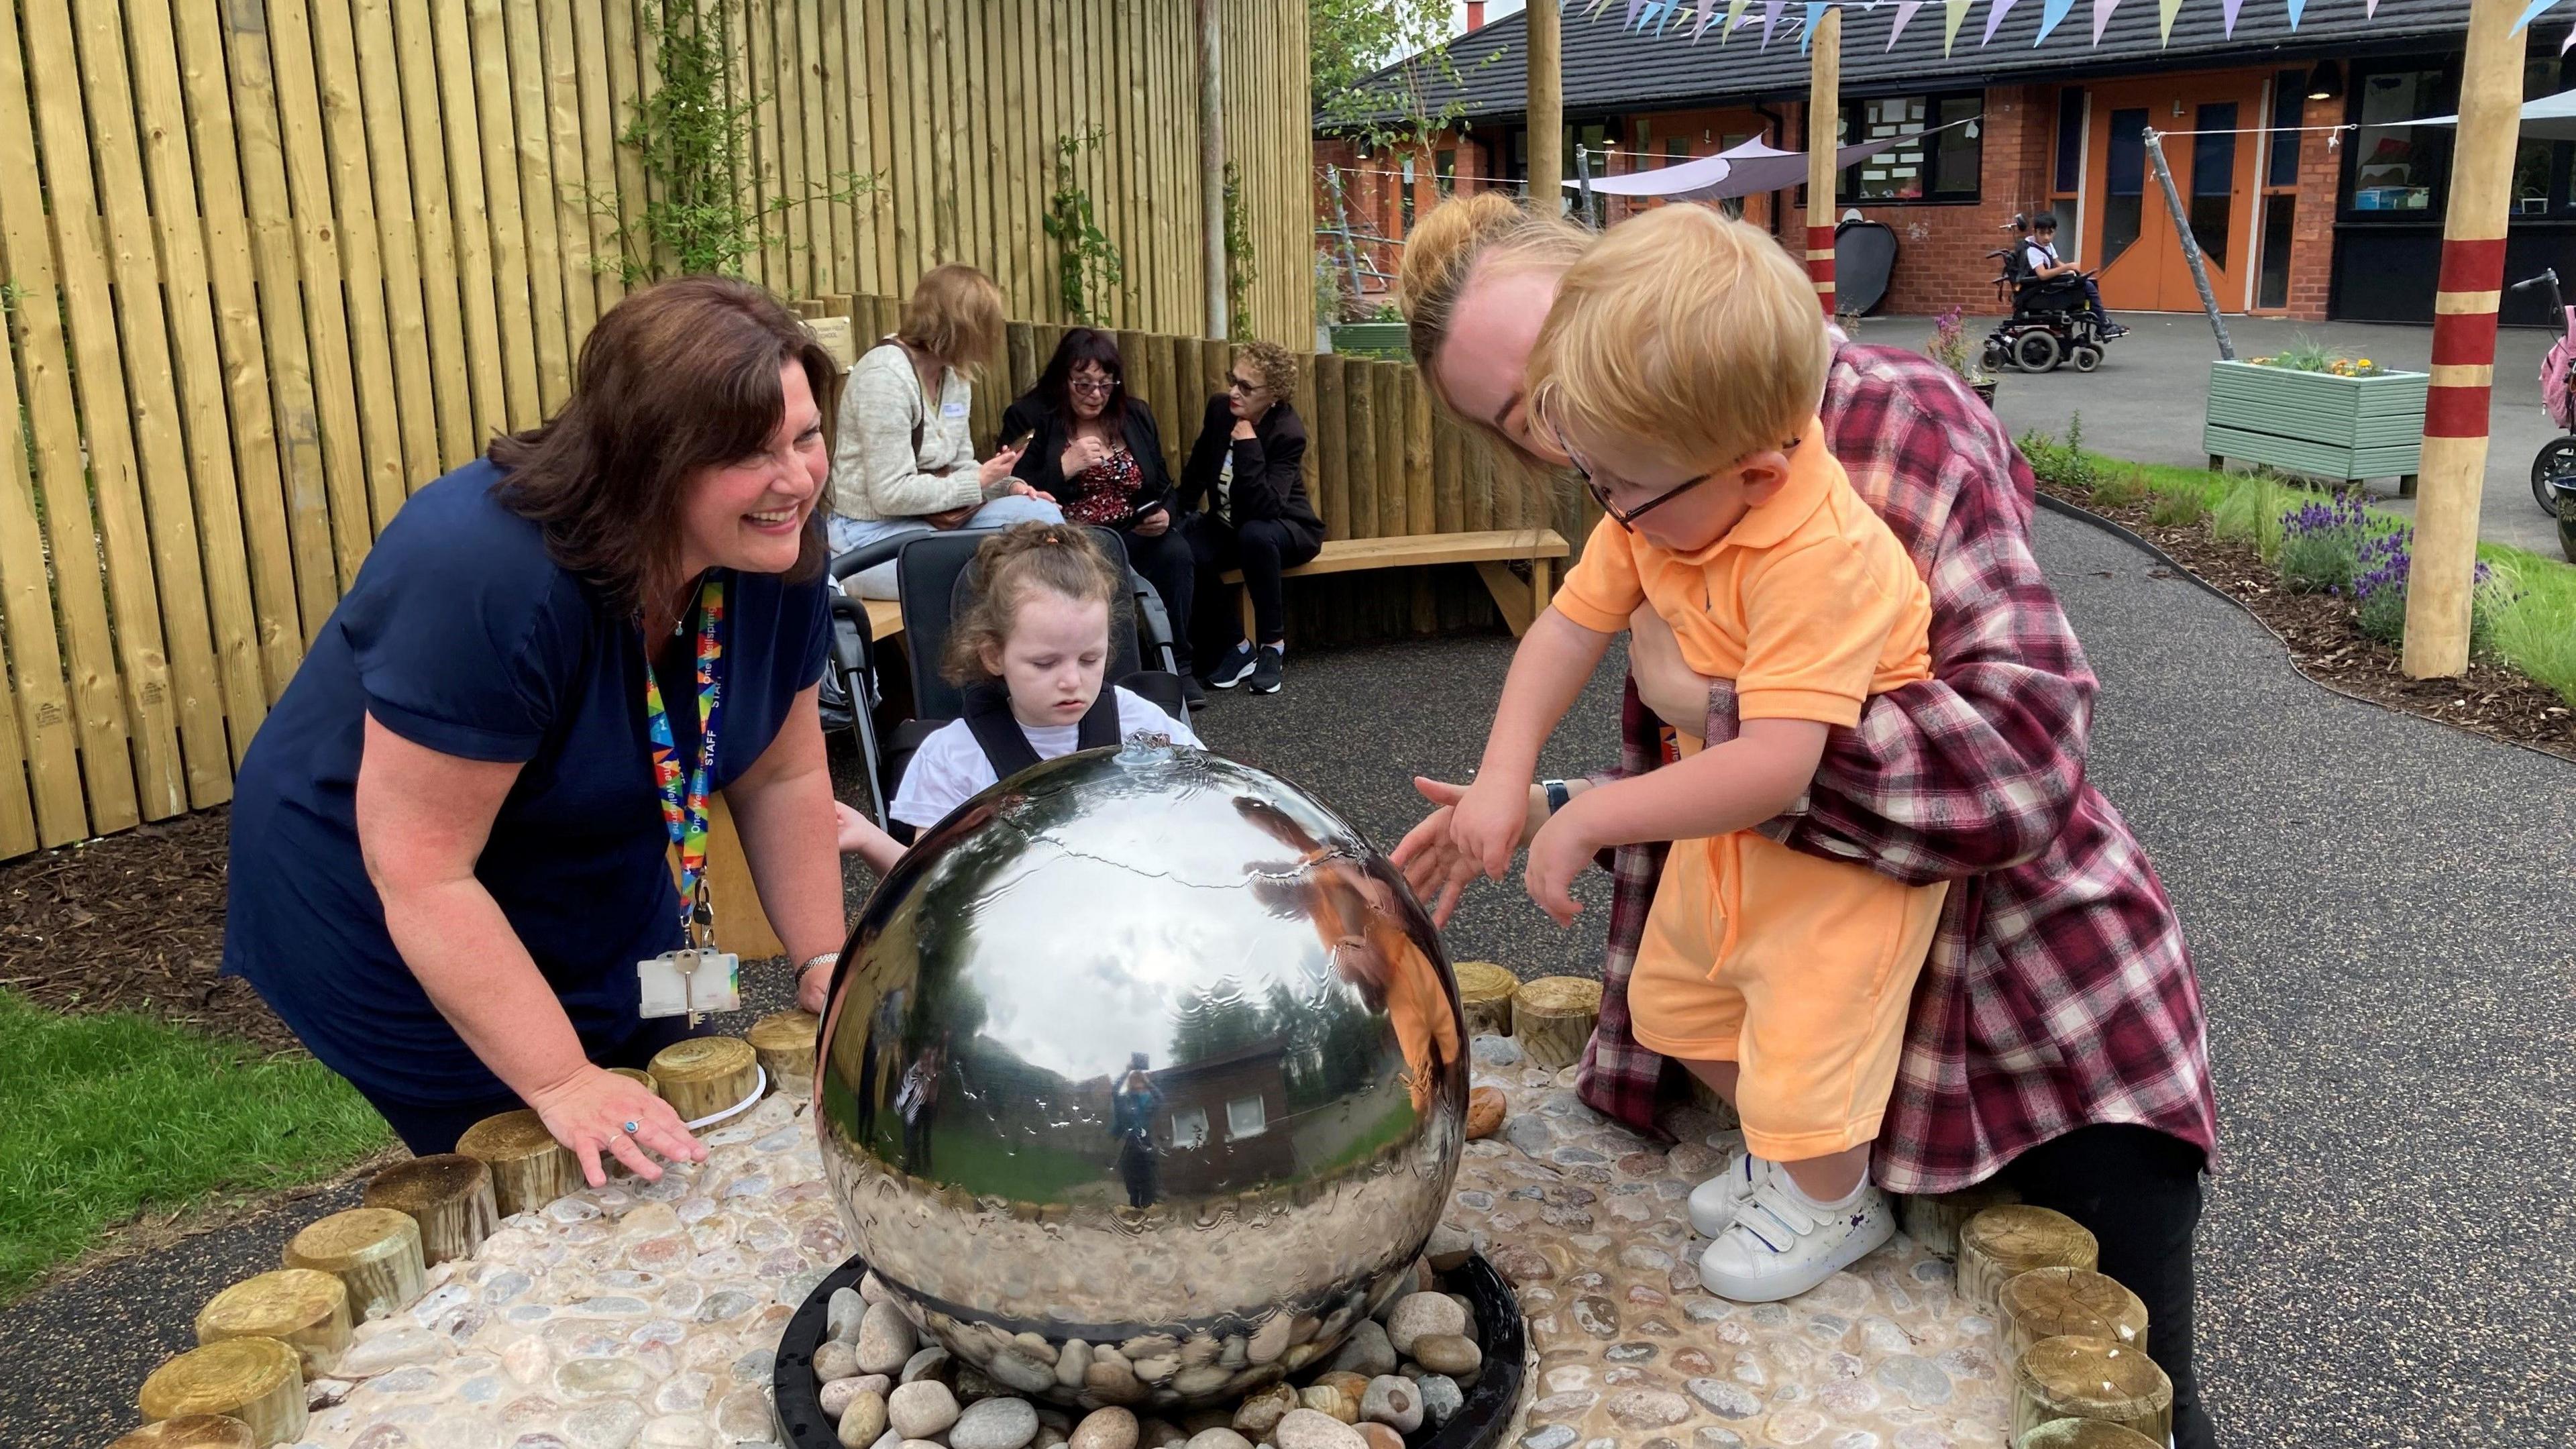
[[1203, 640, 1257, 689], [1181, 676, 1208, 711], [1250, 645, 1285, 694]]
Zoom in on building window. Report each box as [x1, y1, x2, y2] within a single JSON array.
[[2259, 193, 2296, 309], [2267, 70, 2304, 188], [1436, 148, 1456, 196], [1839, 92, 1982, 202], [2054, 88, 2085, 194], [1169, 1106, 1208, 1150], [2189, 103, 2239, 264], [1225, 1095, 1267, 1140], [2512, 56, 2576, 216], [2346, 65, 2454, 213], [2103, 107, 2149, 269], [1665, 136, 1689, 164]]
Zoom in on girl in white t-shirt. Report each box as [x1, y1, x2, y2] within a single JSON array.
[[850, 522, 1197, 841]]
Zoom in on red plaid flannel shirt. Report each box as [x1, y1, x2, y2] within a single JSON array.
[[1576, 343, 2218, 1195]]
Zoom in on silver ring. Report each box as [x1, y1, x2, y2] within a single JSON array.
[[621, 1120, 640, 1134]]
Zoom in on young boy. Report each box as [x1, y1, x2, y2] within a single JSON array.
[[1448, 206, 1947, 1303]]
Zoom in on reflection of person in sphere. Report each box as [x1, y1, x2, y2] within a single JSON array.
[[1236, 798, 1458, 1114], [1112, 1053, 1164, 1208], [896, 1035, 947, 1175], [856, 987, 906, 1150]]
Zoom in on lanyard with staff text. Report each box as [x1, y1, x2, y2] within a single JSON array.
[[645, 576, 725, 948]]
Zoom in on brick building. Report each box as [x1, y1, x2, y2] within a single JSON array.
[[1320, 0, 2574, 325]]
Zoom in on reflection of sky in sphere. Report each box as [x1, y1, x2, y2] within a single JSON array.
[[952, 778, 1348, 1085]]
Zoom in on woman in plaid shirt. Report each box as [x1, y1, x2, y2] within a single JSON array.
[[1391, 194, 2218, 1449]]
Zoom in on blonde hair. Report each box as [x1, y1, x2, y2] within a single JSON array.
[[941, 523, 1131, 686], [1527, 206, 1827, 474], [1397, 192, 1592, 423], [899, 264, 1006, 374], [1236, 339, 1299, 398]]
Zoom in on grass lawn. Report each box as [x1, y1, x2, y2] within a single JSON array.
[[0, 989, 390, 1301], [2029, 435, 2576, 706]]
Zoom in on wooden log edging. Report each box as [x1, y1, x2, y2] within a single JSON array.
[[1511, 975, 1600, 1071], [746, 1010, 820, 1091], [280, 1208, 425, 1325], [107, 1415, 258, 1448], [362, 1153, 499, 1267], [1452, 961, 1518, 1039], [651, 1035, 761, 1126], [193, 1269, 350, 1376], [2010, 1335, 2174, 1446], [1957, 1205, 2099, 1312], [137, 1338, 304, 1447], [1894, 1182, 2021, 1261], [1999, 1266, 2149, 1362], [455, 1109, 582, 1219]]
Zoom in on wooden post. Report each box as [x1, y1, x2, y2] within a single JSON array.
[[651, 1035, 762, 1125], [2143, 131, 2235, 360], [1957, 1205, 2100, 1311], [1511, 975, 1601, 1071], [2407, 0, 2527, 679], [1894, 1182, 2021, 1260], [1805, 7, 1841, 316], [280, 1208, 426, 1324], [609, 1066, 659, 1095], [107, 1416, 258, 1448], [137, 1338, 305, 1446], [1452, 961, 1519, 1038], [2017, 1419, 2166, 1449], [1197, 0, 1226, 338], [1999, 1267, 2150, 1362], [747, 1009, 822, 1090], [361, 1154, 500, 1267], [2010, 1336, 2174, 1446], [193, 1270, 350, 1376], [455, 1108, 582, 1218], [1525, 1, 1560, 215]]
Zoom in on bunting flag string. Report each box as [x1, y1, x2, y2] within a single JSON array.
[[1606, 0, 2576, 52]]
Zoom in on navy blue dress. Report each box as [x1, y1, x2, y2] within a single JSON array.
[[222, 461, 828, 1144]]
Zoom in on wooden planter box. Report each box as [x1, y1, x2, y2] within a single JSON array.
[[2203, 360, 2427, 489], [1330, 321, 1409, 359]]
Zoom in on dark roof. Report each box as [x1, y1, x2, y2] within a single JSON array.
[[1322, 0, 2483, 128]]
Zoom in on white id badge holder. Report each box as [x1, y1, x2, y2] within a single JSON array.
[[638, 885, 742, 1022]]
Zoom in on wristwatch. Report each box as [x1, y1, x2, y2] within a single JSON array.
[[1542, 779, 1572, 816]]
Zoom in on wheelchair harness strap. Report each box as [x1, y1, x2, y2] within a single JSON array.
[[960, 681, 1122, 777]]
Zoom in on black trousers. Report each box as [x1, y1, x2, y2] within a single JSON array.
[[1119, 522, 1198, 674], [363, 1012, 705, 1155], [1186, 514, 1321, 661], [1996, 1123, 2213, 1449]]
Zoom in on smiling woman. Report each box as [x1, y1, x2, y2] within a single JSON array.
[[218, 278, 865, 1183]]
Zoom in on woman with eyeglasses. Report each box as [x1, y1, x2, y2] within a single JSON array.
[[1383, 194, 2218, 1449], [1177, 341, 1323, 696], [998, 329, 1200, 702]]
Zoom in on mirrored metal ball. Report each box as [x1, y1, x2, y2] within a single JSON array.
[[815, 739, 1468, 1409]]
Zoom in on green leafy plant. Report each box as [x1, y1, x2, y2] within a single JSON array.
[[1311, 0, 1499, 154], [1044, 128, 1126, 325], [2147, 490, 2208, 528], [1223, 161, 1256, 341], [2090, 468, 2148, 508], [596, 0, 872, 283], [2246, 335, 2386, 378], [1925, 307, 1990, 386], [2276, 492, 2368, 594], [2017, 415, 2101, 495], [2211, 470, 2297, 562]]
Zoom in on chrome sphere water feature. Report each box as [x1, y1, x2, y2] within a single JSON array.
[[814, 738, 1468, 1410]]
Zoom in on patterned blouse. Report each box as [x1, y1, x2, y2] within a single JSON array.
[[1065, 447, 1144, 526]]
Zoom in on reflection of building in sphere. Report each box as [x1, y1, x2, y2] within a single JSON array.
[[814, 740, 1466, 1410]]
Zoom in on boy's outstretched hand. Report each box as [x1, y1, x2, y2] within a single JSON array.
[[1523, 807, 1597, 926], [1452, 774, 1534, 881]]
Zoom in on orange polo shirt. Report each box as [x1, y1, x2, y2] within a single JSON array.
[[1553, 422, 1931, 726]]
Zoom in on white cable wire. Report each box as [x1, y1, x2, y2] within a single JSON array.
[[682, 1064, 767, 1131]]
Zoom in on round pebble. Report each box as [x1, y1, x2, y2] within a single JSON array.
[[828, 1287, 865, 1343], [1069, 1406, 1139, 1449], [814, 1340, 861, 1383], [1271, 1408, 1368, 1449], [833, 1387, 887, 1448], [1411, 1333, 1481, 1377], [1183, 1432, 1252, 1449], [1385, 1293, 1468, 1356], [951, 1395, 1042, 1449], [1354, 1426, 1405, 1449], [855, 1302, 918, 1375], [1417, 1373, 1464, 1426], [1359, 1375, 1422, 1434], [888, 1381, 961, 1439]]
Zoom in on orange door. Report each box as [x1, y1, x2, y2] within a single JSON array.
[[2083, 78, 2267, 311]]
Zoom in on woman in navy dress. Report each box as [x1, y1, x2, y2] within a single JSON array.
[[223, 278, 876, 1183]]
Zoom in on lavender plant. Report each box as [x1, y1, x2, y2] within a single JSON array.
[[2349, 532, 2503, 652], [2275, 491, 2369, 594]]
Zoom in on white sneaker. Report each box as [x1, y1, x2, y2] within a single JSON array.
[[1686, 1149, 1778, 1237], [1697, 1178, 1895, 1303]]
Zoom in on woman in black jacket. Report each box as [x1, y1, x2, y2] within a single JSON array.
[[998, 329, 1199, 698], [1179, 341, 1324, 695]]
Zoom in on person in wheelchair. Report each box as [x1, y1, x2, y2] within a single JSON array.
[[2020, 214, 2126, 339], [881, 522, 1199, 837]]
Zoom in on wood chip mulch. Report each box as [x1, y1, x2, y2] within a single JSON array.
[[0, 806, 300, 1053], [2041, 485, 2576, 763]]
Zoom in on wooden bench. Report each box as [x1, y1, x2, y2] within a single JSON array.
[[1222, 528, 1570, 640]]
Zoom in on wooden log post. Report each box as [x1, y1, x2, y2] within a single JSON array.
[[280, 1208, 426, 1324], [651, 1035, 761, 1125], [1805, 6, 1841, 315], [1525, 1, 1560, 215], [1511, 975, 1601, 1071], [1196, 0, 1226, 337], [1316, 353, 1348, 540], [107, 1415, 258, 1448], [2015, 1417, 2166, 1449], [1999, 1267, 2150, 1362], [2406, 0, 2527, 678], [455, 1109, 582, 1218], [609, 1066, 659, 1094], [361, 1154, 499, 1267], [137, 1338, 305, 1448], [1957, 1205, 2100, 1312], [1894, 1181, 2022, 1261], [2010, 1336, 2173, 1447], [193, 1269, 350, 1377], [1452, 961, 1519, 1039], [747, 1009, 821, 1091]]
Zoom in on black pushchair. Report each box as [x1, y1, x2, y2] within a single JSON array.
[[819, 527, 1186, 833], [1981, 245, 2112, 375]]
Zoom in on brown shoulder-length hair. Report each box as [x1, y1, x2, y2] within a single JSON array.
[[898, 264, 1006, 374], [490, 276, 835, 616]]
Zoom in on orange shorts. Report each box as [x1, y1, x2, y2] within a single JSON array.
[[1629, 830, 1947, 1161]]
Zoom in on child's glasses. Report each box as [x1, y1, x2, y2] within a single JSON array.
[[1566, 448, 1719, 530]]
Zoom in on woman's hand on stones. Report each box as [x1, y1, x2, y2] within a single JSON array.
[[529, 1064, 704, 1187]]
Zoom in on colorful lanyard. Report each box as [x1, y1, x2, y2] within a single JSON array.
[[644, 576, 725, 944]]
